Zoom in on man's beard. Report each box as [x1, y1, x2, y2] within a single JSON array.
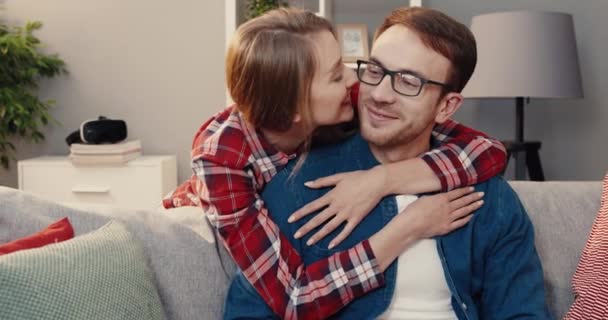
[[359, 104, 436, 150], [361, 121, 427, 150], [357, 97, 439, 151]]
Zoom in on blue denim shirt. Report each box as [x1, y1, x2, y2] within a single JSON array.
[[224, 133, 552, 320]]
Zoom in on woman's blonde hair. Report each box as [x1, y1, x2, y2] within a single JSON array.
[[225, 8, 335, 132]]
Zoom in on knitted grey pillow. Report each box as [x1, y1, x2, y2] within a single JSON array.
[[0, 220, 165, 320]]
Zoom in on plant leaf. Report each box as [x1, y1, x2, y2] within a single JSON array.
[[0, 156, 8, 169], [0, 19, 65, 170]]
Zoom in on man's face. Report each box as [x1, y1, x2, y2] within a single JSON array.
[[358, 25, 454, 150]]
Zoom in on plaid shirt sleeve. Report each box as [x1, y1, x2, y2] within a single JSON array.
[[421, 119, 507, 191], [166, 109, 385, 319], [162, 177, 200, 208]]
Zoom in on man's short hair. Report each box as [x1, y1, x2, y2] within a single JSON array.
[[374, 7, 477, 93]]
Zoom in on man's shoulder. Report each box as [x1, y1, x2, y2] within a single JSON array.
[[273, 134, 367, 182], [307, 132, 367, 163], [474, 176, 529, 227], [477, 176, 520, 204], [476, 176, 511, 193], [262, 134, 369, 201]]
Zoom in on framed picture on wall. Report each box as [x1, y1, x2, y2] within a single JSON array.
[[336, 24, 369, 63]]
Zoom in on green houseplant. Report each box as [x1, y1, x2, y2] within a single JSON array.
[[246, 0, 288, 20], [0, 20, 66, 169]]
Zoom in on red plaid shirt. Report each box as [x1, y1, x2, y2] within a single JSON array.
[[164, 88, 506, 319], [422, 119, 507, 191]]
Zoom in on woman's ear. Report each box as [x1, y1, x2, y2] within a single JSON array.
[[435, 92, 464, 124], [292, 112, 302, 124]]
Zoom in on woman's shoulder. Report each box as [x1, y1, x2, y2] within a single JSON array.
[[190, 105, 253, 166]]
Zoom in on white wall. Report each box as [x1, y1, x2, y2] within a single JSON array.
[[1, 0, 606, 186], [0, 0, 226, 187], [431, 0, 607, 181]]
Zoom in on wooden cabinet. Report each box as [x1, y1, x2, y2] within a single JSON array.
[[18, 156, 177, 210]]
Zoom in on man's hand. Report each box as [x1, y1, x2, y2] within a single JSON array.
[[288, 167, 387, 249]]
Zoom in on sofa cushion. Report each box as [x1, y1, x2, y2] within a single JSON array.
[[564, 173, 608, 319], [0, 220, 165, 320], [160, 205, 215, 243], [0, 217, 74, 256], [0, 187, 236, 320]]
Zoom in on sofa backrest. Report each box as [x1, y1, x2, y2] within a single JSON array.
[[0, 181, 603, 319], [509, 181, 602, 319]]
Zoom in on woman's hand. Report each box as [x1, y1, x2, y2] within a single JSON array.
[[289, 167, 388, 249], [396, 186, 484, 239], [369, 186, 484, 272]]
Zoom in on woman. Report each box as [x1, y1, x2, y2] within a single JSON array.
[[164, 8, 504, 319]]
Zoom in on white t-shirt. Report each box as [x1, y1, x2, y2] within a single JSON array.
[[377, 195, 457, 320]]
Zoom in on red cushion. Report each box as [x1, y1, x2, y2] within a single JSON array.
[[0, 217, 75, 256]]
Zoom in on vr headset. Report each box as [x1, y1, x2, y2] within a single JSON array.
[[65, 116, 127, 145]]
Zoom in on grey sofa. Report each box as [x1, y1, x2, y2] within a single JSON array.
[[0, 181, 603, 319]]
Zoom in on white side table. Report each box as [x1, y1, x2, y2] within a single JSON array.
[[18, 155, 177, 210]]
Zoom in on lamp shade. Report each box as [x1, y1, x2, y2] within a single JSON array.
[[462, 11, 583, 98]]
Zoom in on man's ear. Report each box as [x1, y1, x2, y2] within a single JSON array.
[[435, 92, 464, 124]]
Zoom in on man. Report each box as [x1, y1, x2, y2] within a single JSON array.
[[224, 7, 551, 320]]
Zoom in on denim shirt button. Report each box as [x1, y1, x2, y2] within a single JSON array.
[[461, 302, 468, 310]]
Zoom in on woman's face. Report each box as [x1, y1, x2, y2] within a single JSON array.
[[307, 30, 357, 128]]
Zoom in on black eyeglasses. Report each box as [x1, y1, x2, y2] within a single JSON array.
[[356, 60, 452, 97]]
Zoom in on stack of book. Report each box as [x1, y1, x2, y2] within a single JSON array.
[[69, 140, 142, 165]]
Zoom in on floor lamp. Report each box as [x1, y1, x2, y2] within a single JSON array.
[[462, 11, 583, 180]]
